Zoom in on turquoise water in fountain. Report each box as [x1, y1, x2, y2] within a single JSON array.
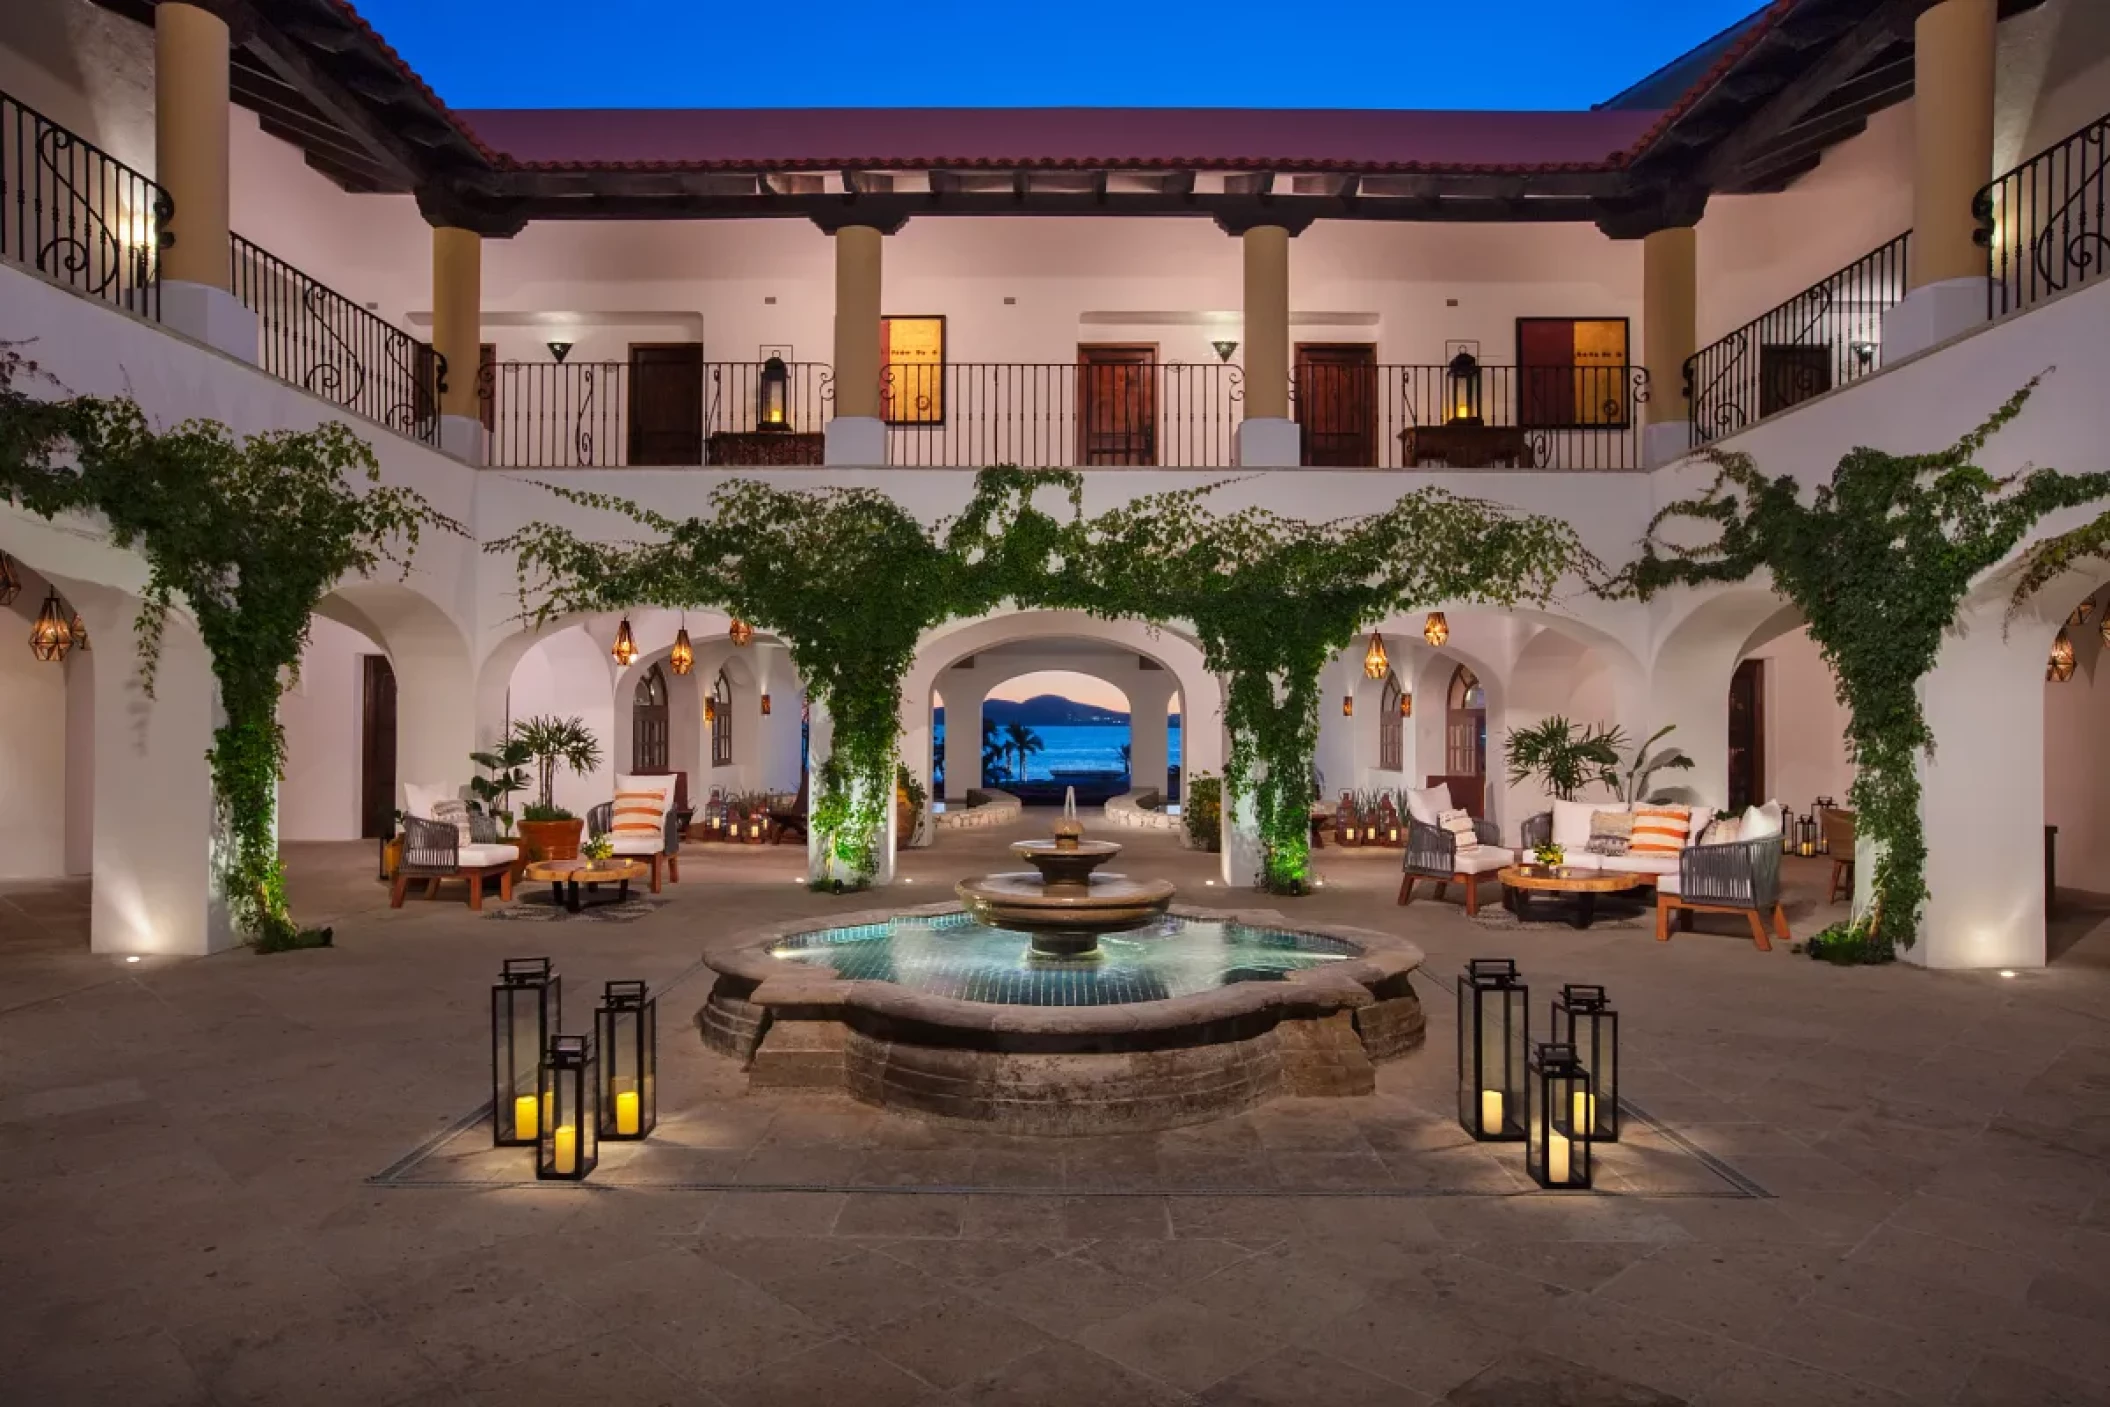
[[768, 911, 1358, 1007]]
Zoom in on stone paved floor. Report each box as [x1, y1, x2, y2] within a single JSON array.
[[4, 819, 2110, 1406]]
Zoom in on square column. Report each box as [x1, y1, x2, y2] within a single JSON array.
[[1236, 224, 1299, 467], [154, 2, 255, 361], [826, 224, 887, 465], [1641, 224, 1697, 468], [431, 225, 486, 462], [1885, 0, 1998, 359]]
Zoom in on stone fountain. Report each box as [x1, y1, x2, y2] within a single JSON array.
[[953, 789, 1176, 958]]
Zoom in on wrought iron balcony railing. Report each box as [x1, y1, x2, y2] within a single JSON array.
[[0, 88, 167, 319], [880, 361, 1245, 468], [1979, 109, 2110, 320], [1684, 232, 1910, 449], [1292, 362, 1651, 470], [231, 234, 443, 445], [482, 358, 834, 467]]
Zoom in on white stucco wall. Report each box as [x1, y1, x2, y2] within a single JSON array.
[[277, 614, 371, 842], [1746, 624, 1855, 813]]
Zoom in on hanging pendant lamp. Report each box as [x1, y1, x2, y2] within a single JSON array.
[[1362, 631, 1389, 680], [2048, 627, 2076, 682], [1423, 612, 1450, 647], [69, 609, 88, 652], [0, 552, 20, 607], [728, 618, 755, 647], [611, 616, 639, 666], [669, 615, 694, 675], [29, 590, 73, 663]]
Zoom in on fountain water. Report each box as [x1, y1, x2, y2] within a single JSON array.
[[953, 788, 1176, 957]]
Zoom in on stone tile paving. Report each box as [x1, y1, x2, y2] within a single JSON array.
[[2, 824, 2109, 1405]]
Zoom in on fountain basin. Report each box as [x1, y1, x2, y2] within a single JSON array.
[[953, 872, 1177, 947]]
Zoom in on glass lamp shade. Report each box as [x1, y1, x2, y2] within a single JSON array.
[[29, 590, 74, 663], [757, 355, 791, 430], [537, 1034, 599, 1181], [1552, 985, 1618, 1142], [0, 552, 20, 606], [728, 618, 755, 647], [669, 628, 695, 676], [492, 957, 560, 1148], [595, 980, 657, 1141], [1446, 351, 1483, 423], [2048, 627, 2076, 682], [612, 617, 639, 666], [1362, 631, 1389, 680], [1423, 612, 1450, 647], [1527, 1042, 1593, 1189], [1457, 958, 1527, 1141]]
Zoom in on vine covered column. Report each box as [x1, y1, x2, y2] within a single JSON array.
[[431, 224, 484, 463], [154, 2, 256, 361], [1886, 0, 1997, 358]]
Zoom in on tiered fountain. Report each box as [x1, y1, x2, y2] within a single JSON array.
[[953, 790, 1175, 957]]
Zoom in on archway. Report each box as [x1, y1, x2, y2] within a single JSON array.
[[2039, 583, 2110, 963], [0, 553, 93, 879]]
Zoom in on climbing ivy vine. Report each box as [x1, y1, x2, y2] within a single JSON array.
[[0, 348, 460, 950], [1601, 381, 2110, 962]]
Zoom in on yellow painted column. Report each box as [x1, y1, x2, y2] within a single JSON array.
[[1642, 225, 1697, 427], [833, 225, 884, 420], [154, 2, 230, 289], [1911, 0, 1998, 289], [1242, 225, 1290, 420], [431, 226, 482, 423]]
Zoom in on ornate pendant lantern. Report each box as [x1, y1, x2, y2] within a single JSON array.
[[69, 610, 88, 652], [757, 355, 791, 430], [728, 618, 755, 648], [1362, 631, 1389, 680], [1423, 612, 1449, 647], [2048, 627, 2076, 682], [492, 957, 560, 1148], [1446, 350, 1483, 424], [0, 552, 20, 606], [611, 616, 639, 667], [1527, 1042, 1593, 1190], [703, 697, 717, 725], [595, 980, 657, 1141], [669, 626, 695, 676], [1341, 693, 1353, 717], [29, 590, 74, 663], [760, 693, 772, 715], [1399, 688, 1413, 718], [2100, 613, 2109, 648], [1551, 984, 1619, 1142], [1457, 958, 1527, 1141], [537, 1034, 599, 1181]]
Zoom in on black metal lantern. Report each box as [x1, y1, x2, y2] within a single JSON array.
[[1798, 809, 1818, 857], [492, 957, 560, 1147], [1446, 350, 1483, 425], [537, 1034, 599, 1181], [1813, 796, 1836, 854], [0, 552, 20, 606], [1457, 958, 1527, 1141], [1527, 1042, 1593, 1190], [28, 589, 73, 663], [595, 980, 657, 1141], [1552, 984, 1619, 1142], [757, 355, 791, 431]]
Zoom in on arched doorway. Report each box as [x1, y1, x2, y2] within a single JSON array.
[[632, 663, 669, 772], [710, 669, 733, 768], [1445, 664, 1486, 777], [1378, 671, 1404, 773]]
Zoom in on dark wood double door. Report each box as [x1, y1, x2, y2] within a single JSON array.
[[1295, 344, 1378, 467], [1076, 345, 1157, 465]]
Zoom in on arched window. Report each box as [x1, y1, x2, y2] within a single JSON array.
[[1445, 664, 1486, 777], [1378, 672, 1403, 772], [632, 663, 669, 772], [710, 669, 733, 767]]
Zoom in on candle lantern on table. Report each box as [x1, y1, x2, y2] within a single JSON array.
[[595, 980, 656, 1141], [1445, 350, 1483, 424], [537, 1034, 598, 1181], [1813, 796, 1836, 854], [491, 957, 559, 1148], [703, 791, 728, 839], [1551, 984, 1618, 1142], [1457, 958, 1527, 1142], [756, 355, 791, 430], [1527, 1042, 1593, 1190], [1798, 809, 1818, 857]]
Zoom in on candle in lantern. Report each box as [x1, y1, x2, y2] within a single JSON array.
[[1479, 1089, 1504, 1134], [1547, 1130, 1571, 1184], [1572, 1090, 1596, 1134], [552, 1124, 578, 1175], [615, 1089, 641, 1137], [513, 1093, 539, 1141]]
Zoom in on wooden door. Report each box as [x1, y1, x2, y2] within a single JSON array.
[[1728, 658, 1765, 813], [1444, 665, 1487, 779], [633, 664, 670, 773], [1076, 345, 1156, 466], [627, 342, 704, 465], [1518, 319, 1577, 427], [1295, 344, 1377, 466], [359, 654, 398, 839]]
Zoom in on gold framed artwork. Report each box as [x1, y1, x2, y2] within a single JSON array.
[[881, 314, 946, 424], [1515, 316, 1632, 429]]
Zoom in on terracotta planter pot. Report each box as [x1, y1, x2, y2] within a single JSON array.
[[517, 817, 584, 863]]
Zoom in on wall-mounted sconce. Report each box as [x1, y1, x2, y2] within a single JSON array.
[[1211, 340, 1238, 363], [1849, 341, 1877, 368], [547, 341, 574, 363]]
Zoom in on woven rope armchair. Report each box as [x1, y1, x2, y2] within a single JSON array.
[[1657, 834, 1788, 951], [584, 801, 689, 893], [1398, 815, 1512, 916], [391, 812, 517, 910]]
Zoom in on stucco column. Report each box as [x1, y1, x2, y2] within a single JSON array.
[[1887, 0, 1997, 357], [1641, 224, 1697, 468], [1128, 680, 1173, 799], [941, 674, 984, 802], [431, 225, 485, 462], [1237, 224, 1299, 467], [827, 224, 886, 465], [154, 2, 254, 360]]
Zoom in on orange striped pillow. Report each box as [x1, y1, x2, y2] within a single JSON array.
[[612, 787, 668, 835], [1629, 806, 1692, 855]]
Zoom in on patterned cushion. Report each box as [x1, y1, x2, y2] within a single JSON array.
[[1585, 810, 1633, 856], [430, 798, 474, 847], [1630, 805, 1693, 855], [1438, 807, 1479, 853], [611, 787, 669, 836], [1701, 816, 1743, 846]]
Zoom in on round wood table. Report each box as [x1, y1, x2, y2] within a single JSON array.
[[522, 858, 650, 913], [1498, 865, 1652, 930]]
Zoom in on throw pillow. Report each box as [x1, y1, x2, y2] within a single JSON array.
[[1552, 798, 1621, 851], [612, 787, 669, 836], [1740, 801, 1784, 841], [1702, 816, 1743, 846], [1438, 807, 1479, 853], [1629, 805, 1693, 855], [1585, 809, 1633, 857], [1407, 783, 1452, 826], [430, 797, 474, 847]]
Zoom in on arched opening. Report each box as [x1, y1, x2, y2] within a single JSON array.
[[2043, 584, 2110, 962], [1445, 664, 1487, 780], [632, 663, 670, 772], [279, 608, 395, 842], [710, 669, 733, 768], [1378, 671, 1404, 773], [0, 554, 92, 880], [978, 666, 1135, 803]]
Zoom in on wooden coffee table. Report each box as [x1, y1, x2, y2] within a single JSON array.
[[1498, 865, 1652, 930], [522, 858, 650, 914]]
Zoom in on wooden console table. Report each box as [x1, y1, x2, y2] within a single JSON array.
[[1399, 423, 1534, 468], [706, 431, 825, 466]]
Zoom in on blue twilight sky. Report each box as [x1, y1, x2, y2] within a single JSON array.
[[354, 0, 1762, 111]]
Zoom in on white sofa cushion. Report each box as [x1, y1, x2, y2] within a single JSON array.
[[1601, 853, 1679, 877], [1656, 868, 1682, 896], [609, 834, 664, 856], [403, 782, 451, 821], [1552, 798, 1624, 851], [1452, 847, 1516, 876], [1406, 783, 1451, 826], [1556, 853, 1605, 872], [456, 843, 519, 867]]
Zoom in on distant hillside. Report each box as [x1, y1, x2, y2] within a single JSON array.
[[936, 695, 1183, 729]]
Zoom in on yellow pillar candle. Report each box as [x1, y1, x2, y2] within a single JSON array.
[[552, 1124, 578, 1175], [1548, 1131, 1571, 1184], [1572, 1090, 1597, 1134], [512, 1093, 539, 1141], [615, 1089, 641, 1137], [1480, 1089, 1504, 1134]]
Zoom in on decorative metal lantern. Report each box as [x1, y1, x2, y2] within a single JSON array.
[[1211, 339, 1238, 363], [0, 552, 20, 607], [669, 626, 695, 676], [1551, 984, 1618, 1142], [1457, 958, 1527, 1141], [2069, 600, 2094, 627], [2048, 627, 2076, 682], [1399, 688, 1413, 718], [1423, 612, 1449, 647], [760, 693, 772, 715], [1341, 693, 1354, 717], [537, 1034, 599, 1181], [703, 696, 717, 725], [728, 618, 755, 647], [1813, 796, 1836, 854], [68, 610, 87, 651], [546, 340, 573, 363], [1798, 810, 1818, 857], [492, 957, 560, 1147], [29, 590, 73, 663], [1446, 350, 1483, 424], [611, 616, 639, 667], [1527, 1042, 1593, 1190], [703, 790, 728, 836], [1362, 631, 1389, 680], [595, 980, 657, 1141], [757, 355, 791, 430]]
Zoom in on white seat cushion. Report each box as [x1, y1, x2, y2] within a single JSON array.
[[609, 834, 664, 856], [1601, 853, 1678, 877], [1406, 783, 1451, 826], [456, 843, 519, 867], [1553, 798, 1624, 851], [1451, 848, 1516, 876]]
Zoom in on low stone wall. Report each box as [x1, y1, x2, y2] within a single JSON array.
[[931, 789, 1022, 831], [1103, 789, 1181, 832]]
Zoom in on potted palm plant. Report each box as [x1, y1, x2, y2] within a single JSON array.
[[510, 714, 603, 861], [1503, 716, 1624, 802], [468, 733, 533, 837]]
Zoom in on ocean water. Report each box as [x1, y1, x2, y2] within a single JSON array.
[[937, 722, 1183, 781]]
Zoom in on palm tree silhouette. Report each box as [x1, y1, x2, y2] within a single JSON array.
[[1002, 722, 1045, 782], [981, 716, 1008, 782], [1118, 742, 1133, 777]]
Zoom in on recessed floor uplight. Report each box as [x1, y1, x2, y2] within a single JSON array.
[[2000, 969, 2017, 979], [1204, 879, 1216, 886], [124, 955, 141, 964]]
